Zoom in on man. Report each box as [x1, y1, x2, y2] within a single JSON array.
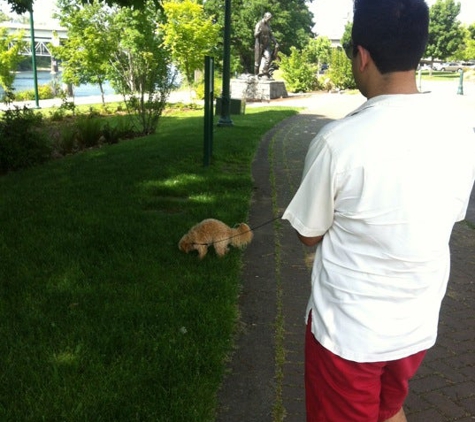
[[282, 0, 475, 421], [254, 12, 279, 77]]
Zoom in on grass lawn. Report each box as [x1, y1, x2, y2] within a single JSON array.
[[420, 69, 474, 81], [0, 105, 299, 421], [421, 70, 458, 80]]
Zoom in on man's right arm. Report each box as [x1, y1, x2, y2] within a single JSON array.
[[296, 232, 324, 247], [254, 22, 262, 38]]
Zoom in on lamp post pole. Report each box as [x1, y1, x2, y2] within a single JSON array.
[[217, 0, 233, 127], [457, 69, 464, 95], [29, 6, 40, 108]]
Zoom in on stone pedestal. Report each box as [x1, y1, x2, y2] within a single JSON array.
[[231, 76, 288, 101]]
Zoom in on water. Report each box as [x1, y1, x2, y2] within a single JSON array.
[[8, 70, 115, 97]]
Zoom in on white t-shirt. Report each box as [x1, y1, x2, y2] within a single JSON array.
[[282, 94, 475, 363]]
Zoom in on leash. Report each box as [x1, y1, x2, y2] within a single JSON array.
[[192, 214, 283, 246], [248, 214, 283, 231]]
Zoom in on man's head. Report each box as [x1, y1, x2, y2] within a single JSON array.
[[263, 12, 272, 22], [350, 0, 429, 74]]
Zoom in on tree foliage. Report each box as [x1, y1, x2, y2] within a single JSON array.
[[203, 0, 314, 74], [53, 0, 113, 104], [305, 36, 332, 67], [3, 0, 31, 15], [0, 11, 10, 22], [0, 27, 27, 94], [55, 0, 176, 135], [109, 2, 177, 134], [328, 47, 355, 90], [279, 35, 334, 92], [465, 23, 475, 60], [4, 0, 155, 14], [160, 0, 220, 88], [279, 45, 318, 92], [341, 21, 352, 48], [468, 23, 475, 39], [0, 105, 51, 174], [6, 0, 314, 75], [426, 0, 464, 60]]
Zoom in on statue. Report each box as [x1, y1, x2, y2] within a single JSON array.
[[254, 12, 279, 78]]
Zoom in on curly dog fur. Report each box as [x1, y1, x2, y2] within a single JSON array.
[[178, 218, 253, 259]]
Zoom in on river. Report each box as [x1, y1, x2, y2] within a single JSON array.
[[7, 70, 115, 97]]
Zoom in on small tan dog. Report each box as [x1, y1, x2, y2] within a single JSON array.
[[178, 218, 253, 259]]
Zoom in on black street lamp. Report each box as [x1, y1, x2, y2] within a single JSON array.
[[29, 5, 40, 108], [217, 0, 233, 127]]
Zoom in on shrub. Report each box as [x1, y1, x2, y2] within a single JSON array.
[[279, 46, 318, 93], [48, 98, 77, 122], [101, 118, 137, 144], [52, 123, 78, 157], [328, 48, 356, 90], [193, 77, 223, 100], [75, 115, 104, 149], [13, 84, 56, 101], [318, 75, 334, 92], [0, 105, 52, 174]]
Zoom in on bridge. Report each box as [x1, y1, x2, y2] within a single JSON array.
[[1, 22, 68, 57]]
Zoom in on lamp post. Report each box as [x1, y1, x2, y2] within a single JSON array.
[[29, 6, 40, 108], [217, 0, 233, 127], [457, 69, 464, 95]]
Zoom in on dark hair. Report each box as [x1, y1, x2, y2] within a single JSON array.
[[351, 0, 429, 74]]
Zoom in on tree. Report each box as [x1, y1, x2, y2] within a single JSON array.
[[3, 0, 31, 15], [53, 0, 114, 104], [107, 1, 177, 135], [325, 21, 355, 90], [425, 0, 465, 61], [279, 46, 318, 92], [203, 0, 314, 74], [466, 23, 475, 60], [160, 0, 220, 88], [0, 27, 27, 95], [0, 11, 10, 22], [341, 21, 352, 48], [305, 36, 332, 69], [468, 23, 475, 39], [54, 0, 176, 134], [455, 23, 475, 61], [328, 47, 355, 90], [4, 0, 153, 14]]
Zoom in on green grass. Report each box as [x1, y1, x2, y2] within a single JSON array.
[[420, 70, 466, 81], [0, 106, 299, 421]]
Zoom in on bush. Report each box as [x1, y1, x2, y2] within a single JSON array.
[[13, 84, 56, 101], [48, 98, 77, 122], [50, 114, 138, 157], [101, 118, 137, 145], [75, 115, 104, 149], [55, 123, 78, 156], [0, 105, 52, 174], [279, 46, 318, 93], [328, 48, 356, 90], [318, 75, 334, 92], [193, 77, 223, 100]]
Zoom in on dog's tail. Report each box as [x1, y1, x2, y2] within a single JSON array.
[[230, 223, 253, 248]]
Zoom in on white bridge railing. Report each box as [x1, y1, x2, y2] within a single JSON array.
[[2, 22, 68, 58]]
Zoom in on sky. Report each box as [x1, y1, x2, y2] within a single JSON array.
[[2, 0, 475, 35]]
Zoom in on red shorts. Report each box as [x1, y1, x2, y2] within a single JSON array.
[[305, 314, 426, 422]]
